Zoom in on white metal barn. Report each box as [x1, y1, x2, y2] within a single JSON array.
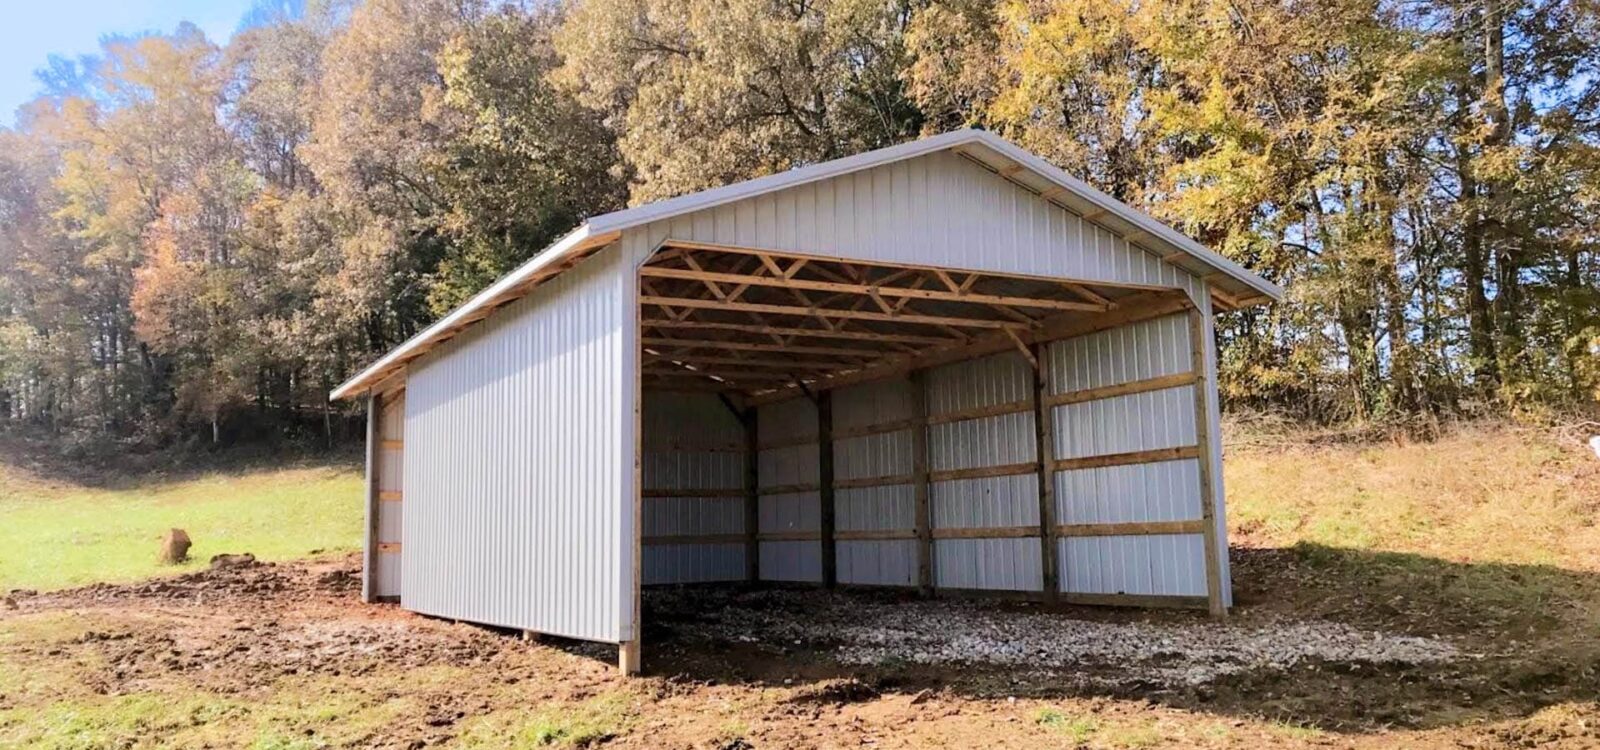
[[331, 129, 1282, 674]]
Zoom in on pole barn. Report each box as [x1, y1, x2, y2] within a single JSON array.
[[330, 129, 1283, 675]]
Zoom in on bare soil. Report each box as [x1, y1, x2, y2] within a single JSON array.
[[5, 551, 1600, 748]]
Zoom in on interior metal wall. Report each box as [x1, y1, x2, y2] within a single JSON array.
[[641, 392, 747, 584], [402, 249, 631, 643], [756, 397, 823, 582], [925, 353, 1045, 591], [831, 379, 918, 586], [1045, 312, 1213, 599]]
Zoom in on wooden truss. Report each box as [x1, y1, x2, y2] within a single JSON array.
[[639, 241, 1182, 400]]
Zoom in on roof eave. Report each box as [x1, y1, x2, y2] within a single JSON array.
[[329, 223, 612, 402]]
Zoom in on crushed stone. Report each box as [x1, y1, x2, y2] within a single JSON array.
[[649, 588, 1460, 688]]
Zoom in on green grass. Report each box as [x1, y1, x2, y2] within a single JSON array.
[[454, 693, 635, 748], [0, 463, 363, 591]]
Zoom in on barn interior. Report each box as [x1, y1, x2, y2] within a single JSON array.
[[637, 240, 1231, 610]]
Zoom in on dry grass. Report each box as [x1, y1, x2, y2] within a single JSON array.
[[1225, 420, 1600, 571]]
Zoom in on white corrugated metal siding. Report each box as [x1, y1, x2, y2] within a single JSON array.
[[618, 149, 1202, 299], [1047, 312, 1215, 599], [401, 250, 631, 642], [926, 353, 1044, 591], [832, 379, 917, 586], [756, 397, 823, 582], [642, 392, 747, 584]]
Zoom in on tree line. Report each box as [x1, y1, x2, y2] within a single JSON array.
[[0, 0, 1595, 448]]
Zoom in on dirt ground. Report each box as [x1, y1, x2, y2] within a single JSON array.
[[4, 551, 1599, 749]]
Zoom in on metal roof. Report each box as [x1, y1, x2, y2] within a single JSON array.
[[331, 129, 1281, 401]]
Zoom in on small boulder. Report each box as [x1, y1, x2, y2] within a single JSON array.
[[158, 529, 192, 564], [209, 552, 257, 569]]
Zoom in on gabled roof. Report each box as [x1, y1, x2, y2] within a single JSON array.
[[331, 129, 1282, 401]]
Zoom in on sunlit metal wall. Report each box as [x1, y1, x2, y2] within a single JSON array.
[[616, 148, 1203, 300], [402, 249, 631, 643], [641, 392, 747, 584], [1045, 312, 1216, 600]]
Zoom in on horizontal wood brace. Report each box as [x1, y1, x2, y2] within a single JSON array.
[[379, 439, 403, 450], [758, 531, 823, 542], [926, 399, 1034, 426], [834, 529, 918, 541], [757, 482, 822, 496], [931, 525, 1038, 540], [834, 473, 915, 490], [833, 417, 921, 440], [929, 462, 1039, 483], [377, 490, 402, 501], [1044, 372, 1198, 407], [1056, 519, 1206, 537], [642, 442, 745, 454], [1052, 445, 1200, 472], [758, 434, 818, 451], [642, 533, 745, 546], [642, 488, 745, 498]]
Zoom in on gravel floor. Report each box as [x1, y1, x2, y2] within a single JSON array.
[[650, 588, 1461, 688]]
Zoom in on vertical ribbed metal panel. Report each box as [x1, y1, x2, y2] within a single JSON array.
[[620, 150, 1203, 298], [641, 392, 747, 584], [925, 352, 1042, 591], [832, 379, 916, 586], [1047, 312, 1210, 597], [403, 249, 627, 643], [756, 397, 822, 582]]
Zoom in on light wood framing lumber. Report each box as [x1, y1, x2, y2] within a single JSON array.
[[1045, 371, 1198, 407], [1051, 445, 1201, 472], [1188, 308, 1228, 618]]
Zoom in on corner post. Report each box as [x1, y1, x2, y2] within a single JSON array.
[[1031, 343, 1060, 602], [619, 641, 641, 675], [817, 390, 836, 588], [1187, 307, 1228, 618]]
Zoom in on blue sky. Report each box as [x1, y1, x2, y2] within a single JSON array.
[[2, 0, 255, 126]]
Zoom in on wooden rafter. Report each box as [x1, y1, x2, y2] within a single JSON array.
[[639, 242, 1180, 397], [639, 295, 1030, 330], [639, 266, 1107, 312]]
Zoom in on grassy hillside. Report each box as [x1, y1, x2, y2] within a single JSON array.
[[0, 452, 362, 592], [1223, 420, 1600, 643], [1225, 421, 1600, 569]]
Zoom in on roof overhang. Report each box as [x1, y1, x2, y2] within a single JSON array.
[[331, 129, 1281, 402], [329, 225, 619, 401]]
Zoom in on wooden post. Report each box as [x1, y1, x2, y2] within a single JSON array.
[[619, 640, 641, 675], [1187, 307, 1228, 618], [817, 390, 837, 588], [1032, 343, 1060, 602], [910, 371, 933, 596], [362, 393, 379, 604], [743, 406, 761, 582]]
